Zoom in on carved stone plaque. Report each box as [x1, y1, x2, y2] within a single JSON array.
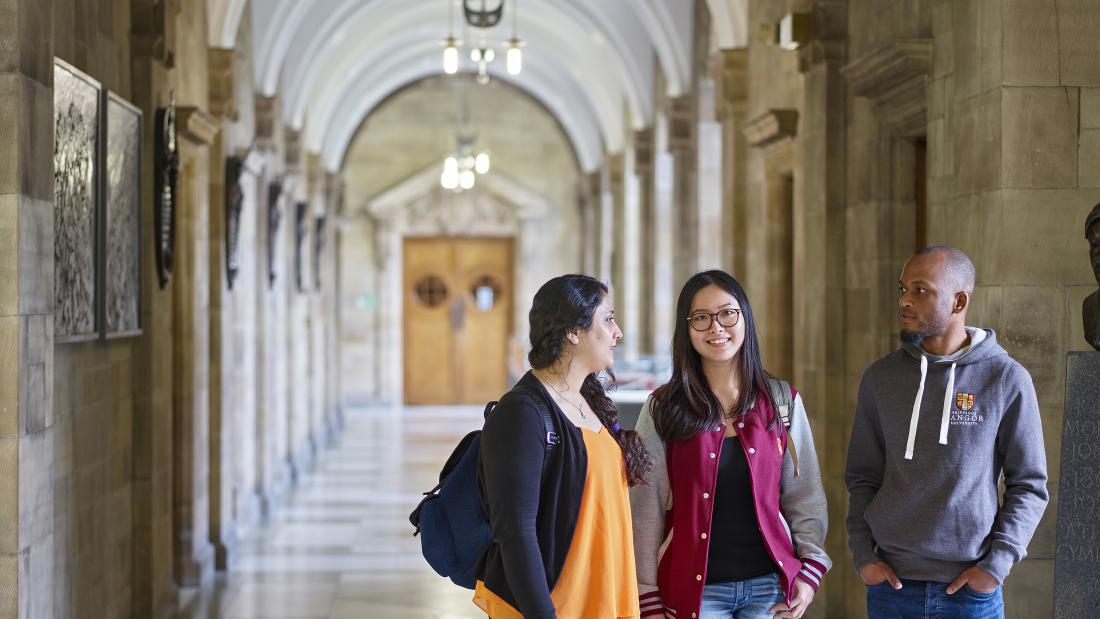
[[53, 60, 101, 342], [103, 92, 143, 337]]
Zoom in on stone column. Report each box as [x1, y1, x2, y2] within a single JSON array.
[[0, 2, 55, 617], [205, 46, 239, 570], [696, 77, 724, 272], [620, 137, 642, 363], [795, 2, 848, 615], [130, 0, 182, 615], [173, 106, 219, 587], [711, 49, 748, 276], [668, 96, 698, 291], [652, 113, 676, 357], [633, 129, 655, 355], [604, 154, 623, 287]]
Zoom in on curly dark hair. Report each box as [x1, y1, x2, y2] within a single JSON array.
[[528, 274, 652, 486]]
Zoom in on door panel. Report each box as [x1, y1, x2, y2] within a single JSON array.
[[403, 240, 457, 404], [454, 238, 513, 404], [403, 237, 513, 405]]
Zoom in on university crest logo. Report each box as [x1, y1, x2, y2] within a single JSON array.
[[956, 392, 975, 411]]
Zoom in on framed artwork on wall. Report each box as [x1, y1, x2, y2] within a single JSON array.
[[101, 91, 143, 338], [53, 59, 102, 343]]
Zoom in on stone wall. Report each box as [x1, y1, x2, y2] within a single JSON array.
[[0, 0, 341, 616], [713, 0, 1100, 616]]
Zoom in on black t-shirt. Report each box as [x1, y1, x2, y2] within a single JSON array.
[[705, 436, 778, 584]]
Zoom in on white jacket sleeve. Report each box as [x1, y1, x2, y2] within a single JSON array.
[[779, 392, 832, 590]]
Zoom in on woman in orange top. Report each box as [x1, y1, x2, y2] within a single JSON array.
[[473, 274, 652, 618]]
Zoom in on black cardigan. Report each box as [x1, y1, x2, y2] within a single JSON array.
[[476, 372, 588, 618]]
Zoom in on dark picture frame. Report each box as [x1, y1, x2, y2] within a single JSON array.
[[101, 91, 143, 339], [53, 59, 102, 343]]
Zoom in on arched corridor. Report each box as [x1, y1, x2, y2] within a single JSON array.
[[1, 0, 1097, 617]]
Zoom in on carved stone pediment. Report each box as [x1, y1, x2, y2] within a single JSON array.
[[841, 39, 932, 137], [743, 109, 799, 148]]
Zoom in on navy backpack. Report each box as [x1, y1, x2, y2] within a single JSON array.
[[409, 394, 558, 589]]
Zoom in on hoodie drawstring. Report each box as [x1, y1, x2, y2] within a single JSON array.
[[939, 363, 957, 446], [904, 355, 928, 460]]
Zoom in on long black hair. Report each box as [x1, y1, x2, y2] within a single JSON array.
[[652, 270, 777, 442], [528, 274, 652, 486]]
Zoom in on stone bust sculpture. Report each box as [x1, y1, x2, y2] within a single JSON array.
[[1085, 203, 1100, 350]]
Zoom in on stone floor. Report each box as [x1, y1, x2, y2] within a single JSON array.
[[178, 405, 487, 619]]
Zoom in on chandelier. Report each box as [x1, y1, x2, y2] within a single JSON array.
[[440, 86, 489, 192], [440, 136, 490, 191], [441, 0, 523, 80]]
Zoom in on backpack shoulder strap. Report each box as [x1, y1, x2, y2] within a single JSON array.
[[497, 385, 558, 475], [766, 376, 800, 477], [766, 377, 794, 430]]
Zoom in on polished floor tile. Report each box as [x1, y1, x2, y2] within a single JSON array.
[[178, 405, 487, 619]]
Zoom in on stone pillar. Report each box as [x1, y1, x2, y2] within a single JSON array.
[[743, 109, 798, 380], [711, 49, 748, 276], [130, 0, 182, 615], [604, 154, 623, 287], [0, 2, 55, 617], [172, 106, 219, 587], [205, 46, 240, 571], [794, 2, 848, 615], [668, 96, 698, 291], [620, 137, 643, 363], [578, 172, 599, 277], [324, 173, 343, 436], [652, 113, 676, 357], [633, 129, 655, 355], [696, 77, 724, 272]]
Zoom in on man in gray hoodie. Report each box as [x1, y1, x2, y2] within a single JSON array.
[[845, 245, 1048, 618]]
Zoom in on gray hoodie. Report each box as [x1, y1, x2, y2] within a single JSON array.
[[845, 328, 1049, 584]]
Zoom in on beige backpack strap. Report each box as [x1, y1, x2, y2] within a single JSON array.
[[768, 377, 799, 478]]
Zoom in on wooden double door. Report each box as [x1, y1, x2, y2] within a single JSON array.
[[403, 237, 514, 405]]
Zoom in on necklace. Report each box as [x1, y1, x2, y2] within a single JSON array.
[[534, 369, 587, 419]]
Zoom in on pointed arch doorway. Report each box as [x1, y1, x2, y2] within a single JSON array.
[[403, 237, 514, 404]]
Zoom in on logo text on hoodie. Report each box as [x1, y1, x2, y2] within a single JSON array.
[[950, 392, 984, 425]]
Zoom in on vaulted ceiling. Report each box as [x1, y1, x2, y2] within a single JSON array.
[[206, 0, 748, 172]]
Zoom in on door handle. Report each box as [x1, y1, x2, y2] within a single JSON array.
[[450, 297, 466, 330]]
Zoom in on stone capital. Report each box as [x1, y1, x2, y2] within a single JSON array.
[[177, 107, 220, 145], [208, 48, 237, 121], [255, 96, 279, 150], [743, 109, 798, 148]]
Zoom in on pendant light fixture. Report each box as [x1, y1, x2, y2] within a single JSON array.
[[505, 0, 524, 75], [442, 0, 460, 74]]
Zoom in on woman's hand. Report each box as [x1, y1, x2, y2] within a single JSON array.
[[769, 578, 815, 618]]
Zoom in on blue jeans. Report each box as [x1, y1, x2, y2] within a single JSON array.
[[867, 578, 1004, 619], [700, 573, 786, 619]]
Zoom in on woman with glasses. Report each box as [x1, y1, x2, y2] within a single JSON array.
[[473, 274, 652, 618], [630, 270, 830, 619]]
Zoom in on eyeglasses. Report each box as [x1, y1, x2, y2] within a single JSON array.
[[686, 308, 742, 332]]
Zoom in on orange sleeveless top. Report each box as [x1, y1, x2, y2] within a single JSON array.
[[473, 427, 641, 618]]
